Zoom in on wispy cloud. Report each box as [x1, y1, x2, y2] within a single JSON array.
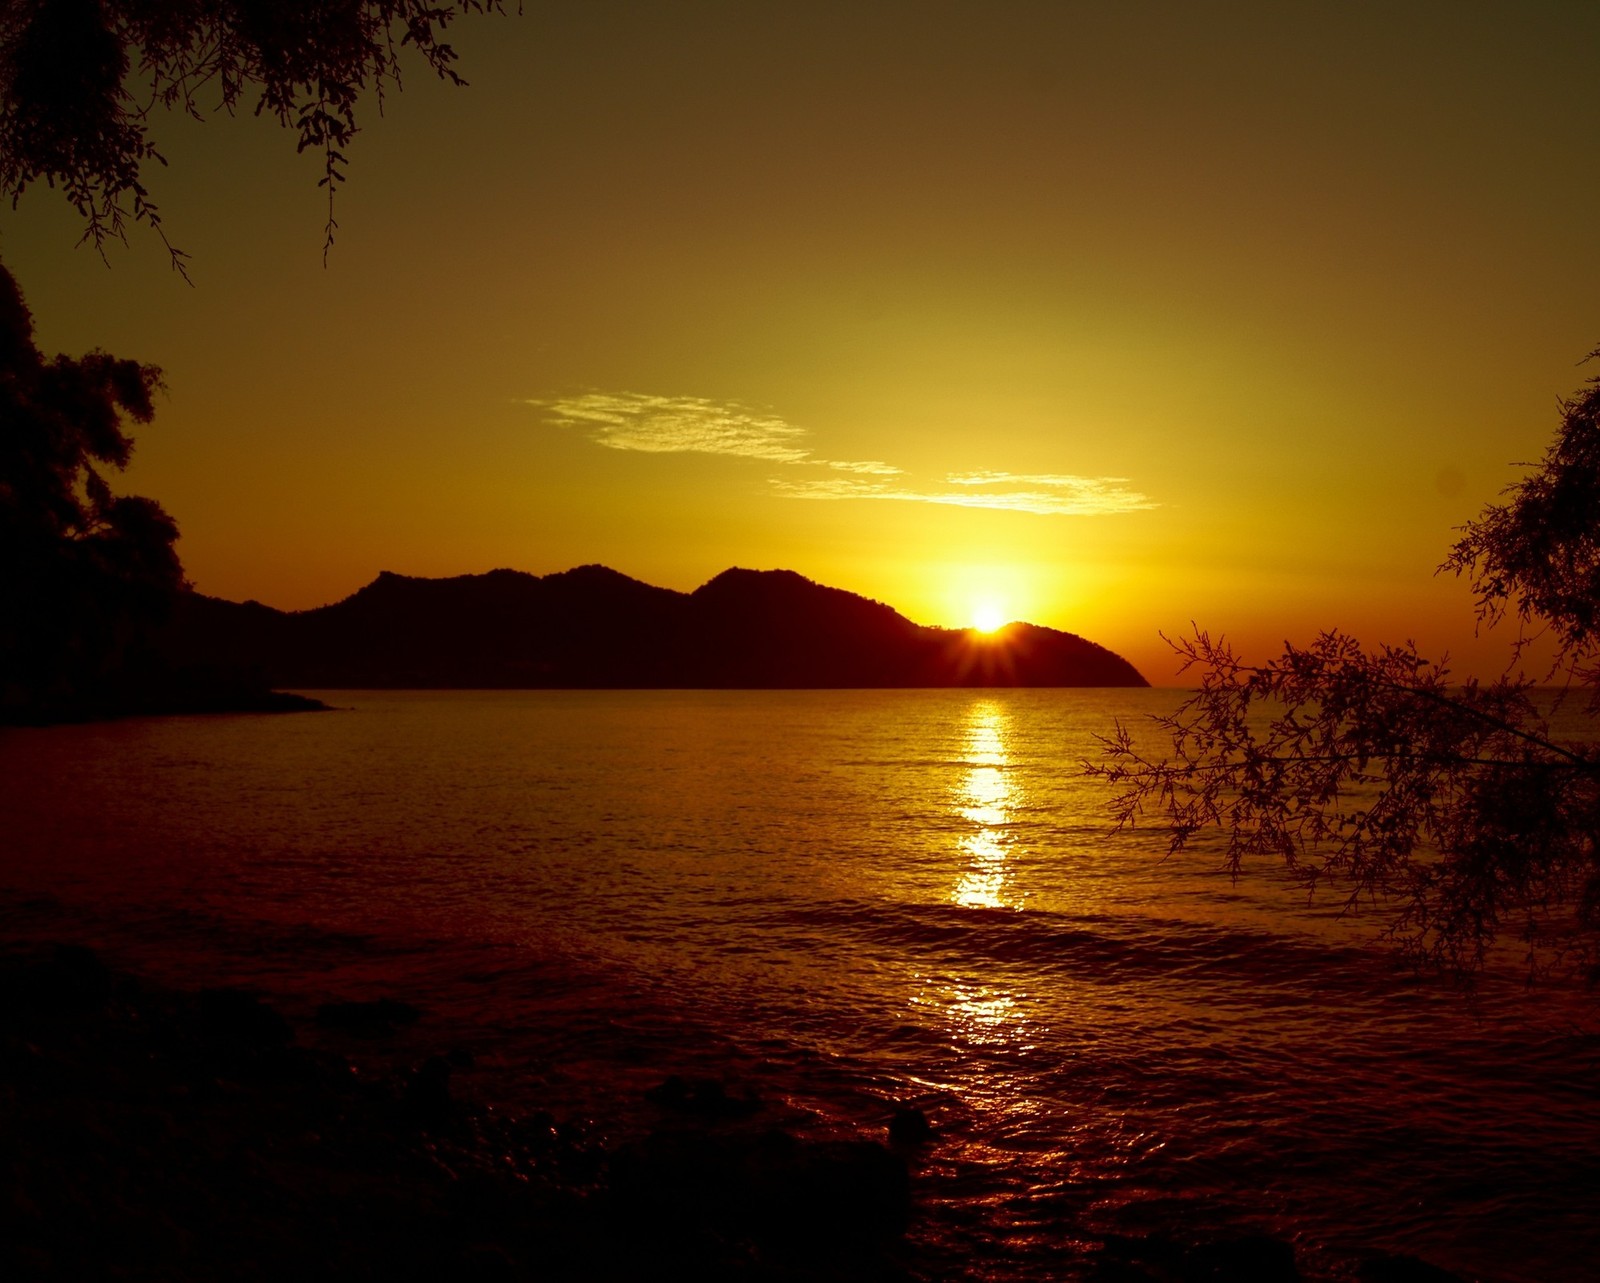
[[771, 473, 1153, 515], [538, 393, 811, 463], [944, 471, 1154, 513], [823, 458, 902, 475], [534, 392, 1152, 515]]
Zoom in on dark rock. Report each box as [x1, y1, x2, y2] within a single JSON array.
[[1188, 1234, 1300, 1281], [0, 946, 918, 1282], [1091, 1232, 1300, 1283], [196, 988, 292, 1048], [1357, 1252, 1471, 1283], [765, 1139, 911, 1244], [609, 1127, 910, 1258], [888, 1105, 934, 1146], [1091, 1233, 1190, 1281], [406, 1054, 454, 1122], [314, 998, 423, 1037], [24, 944, 114, 1016], [456, 1242, 521, 1282], [644, 1074, 761, 1119]]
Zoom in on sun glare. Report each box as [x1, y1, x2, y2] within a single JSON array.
[[972, 604, 1006, 633]]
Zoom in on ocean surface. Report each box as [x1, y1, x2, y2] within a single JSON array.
[[2, 689, 1596, 1280]]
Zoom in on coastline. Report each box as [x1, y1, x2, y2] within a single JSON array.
[[0, 689, 330, 727], [0, 941, 918, 1282], [0, 939, 1484, 1283]]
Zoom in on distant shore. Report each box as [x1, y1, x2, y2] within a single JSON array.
[[0, 688, 330, 727], [164, 567, 1151, 689]]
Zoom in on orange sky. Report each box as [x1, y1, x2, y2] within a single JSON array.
[[5, 2, 1599, 683]]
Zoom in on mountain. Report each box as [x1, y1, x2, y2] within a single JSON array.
[[160, 566, 1149, 688]]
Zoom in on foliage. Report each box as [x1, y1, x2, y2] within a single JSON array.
[[0, 1, 511, 269], [1444, 349, 1600, 682], [0, 258, 183, 716], [1091, 361, 1600, 984]]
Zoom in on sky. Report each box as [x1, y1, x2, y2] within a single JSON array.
[[5, 1, 1600, 683]]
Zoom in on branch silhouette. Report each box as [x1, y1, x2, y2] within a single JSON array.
[[1090, 362, 1600, 984], [0, 1, 515, 272]]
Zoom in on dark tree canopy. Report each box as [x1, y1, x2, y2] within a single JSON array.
[[0, 0, 511, 267], [1092, 357, 1600, 986], [0, 258, 183, 716]]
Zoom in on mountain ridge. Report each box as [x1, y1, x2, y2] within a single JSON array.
[[164, 566, 1149, 689]]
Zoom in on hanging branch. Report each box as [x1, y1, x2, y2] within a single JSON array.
[[0, 1, 515, 272]]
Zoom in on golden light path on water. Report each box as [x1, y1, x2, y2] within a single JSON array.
[[953, 700, 1017, 913], [913, 701, 1036, 1056], [910, 697, 1158, 1226]]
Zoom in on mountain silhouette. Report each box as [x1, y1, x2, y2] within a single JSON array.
[[161, 566, 1149, 688]]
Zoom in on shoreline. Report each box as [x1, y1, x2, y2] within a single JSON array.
[[0, 941, 921, 1282], [0, 689, 330, 727], [0, 940, 1484, 1283]]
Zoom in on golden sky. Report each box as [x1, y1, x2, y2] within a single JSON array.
[[5, 2, 1599, 682]]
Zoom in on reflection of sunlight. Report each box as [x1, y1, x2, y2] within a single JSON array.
[[952, 702, 1023, 910], [948, 982, 1017, 1034], [956, 832, 1007, 908], [966, 716, 1006, 767], [911, 703, 1036, 1058], [961, 767, 1008, 827], [910, 975, 1027, 1048]]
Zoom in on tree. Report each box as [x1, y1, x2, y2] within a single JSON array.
[[1, 6, 513, 713], [1089, 358, 1600, 984], [0, 0, 512, 270], [0, 258, 183, 717]]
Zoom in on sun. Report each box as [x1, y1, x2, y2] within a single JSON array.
[[971, 603, 1006, 633]]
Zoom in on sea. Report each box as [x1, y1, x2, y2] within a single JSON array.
[[2, 689, 1596, 1280]]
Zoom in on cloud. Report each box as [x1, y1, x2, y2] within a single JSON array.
[[947, 470, 1127, 490], [539, 393, 812, 463], [535, 392, 1151, 514], [771, 472, 1154, 515], [943, 471, 1155, 513]]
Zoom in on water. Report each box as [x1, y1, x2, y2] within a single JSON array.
[[2, 690, 1595, 1280]]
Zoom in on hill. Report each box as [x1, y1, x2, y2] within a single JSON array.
[[161, 566, 1149, 689]]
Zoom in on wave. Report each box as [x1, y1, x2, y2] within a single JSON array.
[[749, 895, 1385, 988]]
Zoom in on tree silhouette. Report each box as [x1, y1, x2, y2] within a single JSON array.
[[0, 1, 512, 269], [1091, 358, 1600, 984], [1445, 349, 1600, 680], [0, 259, 183, 719], [1, 6, 515, 714]]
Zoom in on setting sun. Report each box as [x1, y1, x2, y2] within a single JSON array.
[[972, 604, 1006, 633]]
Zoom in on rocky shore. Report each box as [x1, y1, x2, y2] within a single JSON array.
[[0, 943, 1475, 1282], [0, 942, 919, 1282]]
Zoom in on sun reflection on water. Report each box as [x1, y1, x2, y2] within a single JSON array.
[[913, 701, 1039, 1059], [936, 979, 1023, 1044], [952, 702, 1021, 911]]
